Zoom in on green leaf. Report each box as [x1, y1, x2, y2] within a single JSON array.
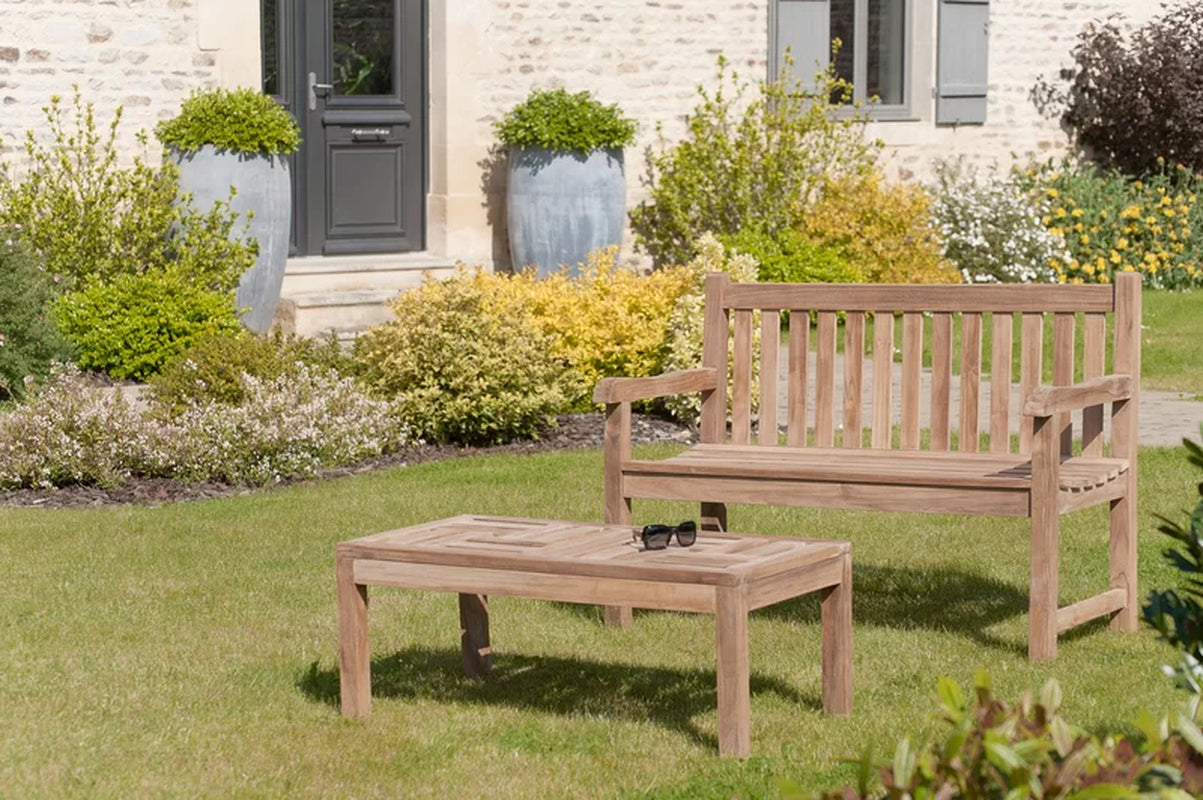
[[893, 737, 916, 786], [1040, 679, 1063, 715], [1064, 784, 1142, 800]]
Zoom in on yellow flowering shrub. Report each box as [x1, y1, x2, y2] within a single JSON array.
[[1019, 159, 1203, 289], [801, 171, 960, 284]]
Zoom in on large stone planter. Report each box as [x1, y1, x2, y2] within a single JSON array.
[[506, 146, 625, 276], [172, 146, 291, 333]]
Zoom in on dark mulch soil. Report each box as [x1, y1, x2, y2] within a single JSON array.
[[1, 413, 697, 510]]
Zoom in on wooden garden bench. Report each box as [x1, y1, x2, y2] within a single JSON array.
[[594, 272, 1142, 661]]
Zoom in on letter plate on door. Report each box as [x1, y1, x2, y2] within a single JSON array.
[[351, 128, 391, 142]]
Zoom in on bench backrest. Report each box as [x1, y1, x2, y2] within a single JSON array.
[[699, 272, 1141, 458]]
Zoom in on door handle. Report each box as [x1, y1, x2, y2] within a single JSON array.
[[308, 72, 334, 111]]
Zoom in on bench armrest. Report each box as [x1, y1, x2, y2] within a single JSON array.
[[1022, 374, 1134, 417], [593, 368, 718, 405]]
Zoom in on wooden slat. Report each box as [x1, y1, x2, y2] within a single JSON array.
[[959, 312, 982, 452], [820, 553, 853, 716], [759, 311, 780, 446], [1110, 272, 1142, 633], [459, 593, 492, 679], [731, 310, 753, 445], [1029, 414, 1060, 661], [843, 312, 865, 448], [787, 311, 809, 447], [594, 368, 717, 404], [1019, 313, 1044, 455], [700, 273, 730, 445], [930, 313, 952, 452], [872, 311, 894, 449], [1081, 313, 1106, 456], [603, 402, 632, 525], [1023, 375, 1132, 416], [723, 281, 1115, 313], [1056, 589, 1126, 633], [990, 313, 1014, 454], [715, 587, 751, 758], [1053, 313, 1076, 456], [337, 555, 371, 717], [815, 312, 837, 447], [901, 313, 922, 450]]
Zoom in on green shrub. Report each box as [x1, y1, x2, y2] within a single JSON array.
[[155, 87, 301, 155], [630, 55, 880, 267], [494, 88, 636, 152], [720, 228, 860, 284], [149, 329, 355, 416], [53, 271, 243, 382], [354, 270, 577, 445], [0, 240, 72, 400], [801, 170, 960, 284], [1144, 424, 1203, 693], [805, 671, 1203, 799], [1034, 3, 1203, 177], [1017, 159, 1203, 289], [927, 158, 1065, 283], [0, 87, 254, 292]]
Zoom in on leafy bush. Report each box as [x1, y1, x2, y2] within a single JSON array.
[[494, 88, 636, 152], [0, 240, 71, 400], [927, 159, 1066, 283], [1035, 3, 1203, 177], [802, 171, 959, 284], [484, 247, 695, 408], [660, 234, 761, 425], [1018, 159, 1203, 289], [720, 228, 860, 284], [1144, 424, 1203, 693], [354, 269, 576, 445], [630, 55, 880, 267], [53, 271, 243, 381], [0, 87, 254, 291], [806, 671, 1203, 799], [149, 330, 355, 415], [155, 86, 301, 155], [0, 363, 406, 489]]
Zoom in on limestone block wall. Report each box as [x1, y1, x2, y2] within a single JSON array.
[[0, 0, 257, 165]]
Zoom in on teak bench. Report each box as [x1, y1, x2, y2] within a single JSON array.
[[336, 515, 853, 758], [594, 272, 1141, 661]]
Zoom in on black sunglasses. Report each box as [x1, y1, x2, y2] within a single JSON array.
[[636, 520, 698, 550]]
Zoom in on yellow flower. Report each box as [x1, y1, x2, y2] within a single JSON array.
[[1049, 226, 1064, 236], [1096, 256, 1107, 270], [1071, 208, 1084, 217], [1121, 205, 1142, 219], [1158, 156, 1166, 166], [1080, 234, 1091, 245], [1110, 250, 1122, 264], [1070, 277, 1084, 284], [1146, 216, 1158, 225], [1122, 265, 1136, 271], [1117, 238, 1129, 249], [1099, 274, 1111, 284], [1083, 262, 1096, 275], [1135, 180, 1144, 189], [1099, 209, 1109, 219], [1165, 208, 1176, 217], [1042, 215, 1052, 225], [1055, 207, 1068, 218], [1047, 187, 1060, 199]]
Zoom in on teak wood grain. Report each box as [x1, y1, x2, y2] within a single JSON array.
[[337, 516, 853, 758], [593, 273, 1142, 661]]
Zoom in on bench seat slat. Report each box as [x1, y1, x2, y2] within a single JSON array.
[[627, 445, 1127, 492]]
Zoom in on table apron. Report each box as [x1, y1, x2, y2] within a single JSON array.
[[352, 559, 720, 613]]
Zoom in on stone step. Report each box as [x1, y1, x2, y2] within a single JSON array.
[[274, 289, 400, 339], [281, 252, 458, 294]]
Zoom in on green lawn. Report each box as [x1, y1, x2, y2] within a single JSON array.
[[1, 444, 1198, 798]]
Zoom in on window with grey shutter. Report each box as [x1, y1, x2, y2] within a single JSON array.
[[937, 0, 990, 125], [771, 0, 831, 88]]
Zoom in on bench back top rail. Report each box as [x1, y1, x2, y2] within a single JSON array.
[[699, 273, 1141, 458]]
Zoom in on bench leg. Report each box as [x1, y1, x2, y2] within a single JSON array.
[[338, 555, 371, 717], [1029, 416, 1060, 662], [701, 502, 727, 532], [715, 587, 751, 758], [820, 554, 853, 716], [459, 593, 492, 680], [1109, 491, 1138, 633]]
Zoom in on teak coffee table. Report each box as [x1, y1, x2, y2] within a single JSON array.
[[336, 515, 852, 757]]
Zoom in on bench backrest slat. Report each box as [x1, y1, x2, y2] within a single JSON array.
[[1082, 313, 1107, 456], [699, 274, 1140, 459]]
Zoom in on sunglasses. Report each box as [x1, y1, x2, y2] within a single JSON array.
[[636, 520, 698, 550]]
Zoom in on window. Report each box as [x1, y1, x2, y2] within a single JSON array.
[[772, 0, 910, 115]]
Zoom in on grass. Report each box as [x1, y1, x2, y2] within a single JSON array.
[[1, 443, 1199, 798], [827, 288, 1201, 398]]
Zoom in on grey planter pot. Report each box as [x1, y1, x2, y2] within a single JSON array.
[[172, 145, 292, 333], [506, 146, 625, 277]]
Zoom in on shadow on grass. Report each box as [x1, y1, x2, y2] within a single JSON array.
[[298, 647, 813, 749]]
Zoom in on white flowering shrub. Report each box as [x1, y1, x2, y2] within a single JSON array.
[[927, 159, 1069, 283], [661, 234, 762, 425], [0, 363, 409, 490]]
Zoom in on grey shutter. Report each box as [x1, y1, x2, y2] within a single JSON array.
[[773, 0, 830, 87], [937, 0, 990, 124]]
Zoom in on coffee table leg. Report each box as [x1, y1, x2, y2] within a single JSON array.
[[715, 587, 751, 758], [820, 553, 853, 716], [459, 593, 492, 679], [337, 555, 371, 717]]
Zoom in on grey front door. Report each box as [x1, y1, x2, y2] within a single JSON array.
[[266, 0, 425, 256]]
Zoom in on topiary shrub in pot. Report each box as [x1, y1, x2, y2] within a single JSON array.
[[156, 87, 301, 333], [495, 88, 636, 276]]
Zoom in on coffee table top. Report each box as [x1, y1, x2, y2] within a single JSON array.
[[337, 515, 848, 587]]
